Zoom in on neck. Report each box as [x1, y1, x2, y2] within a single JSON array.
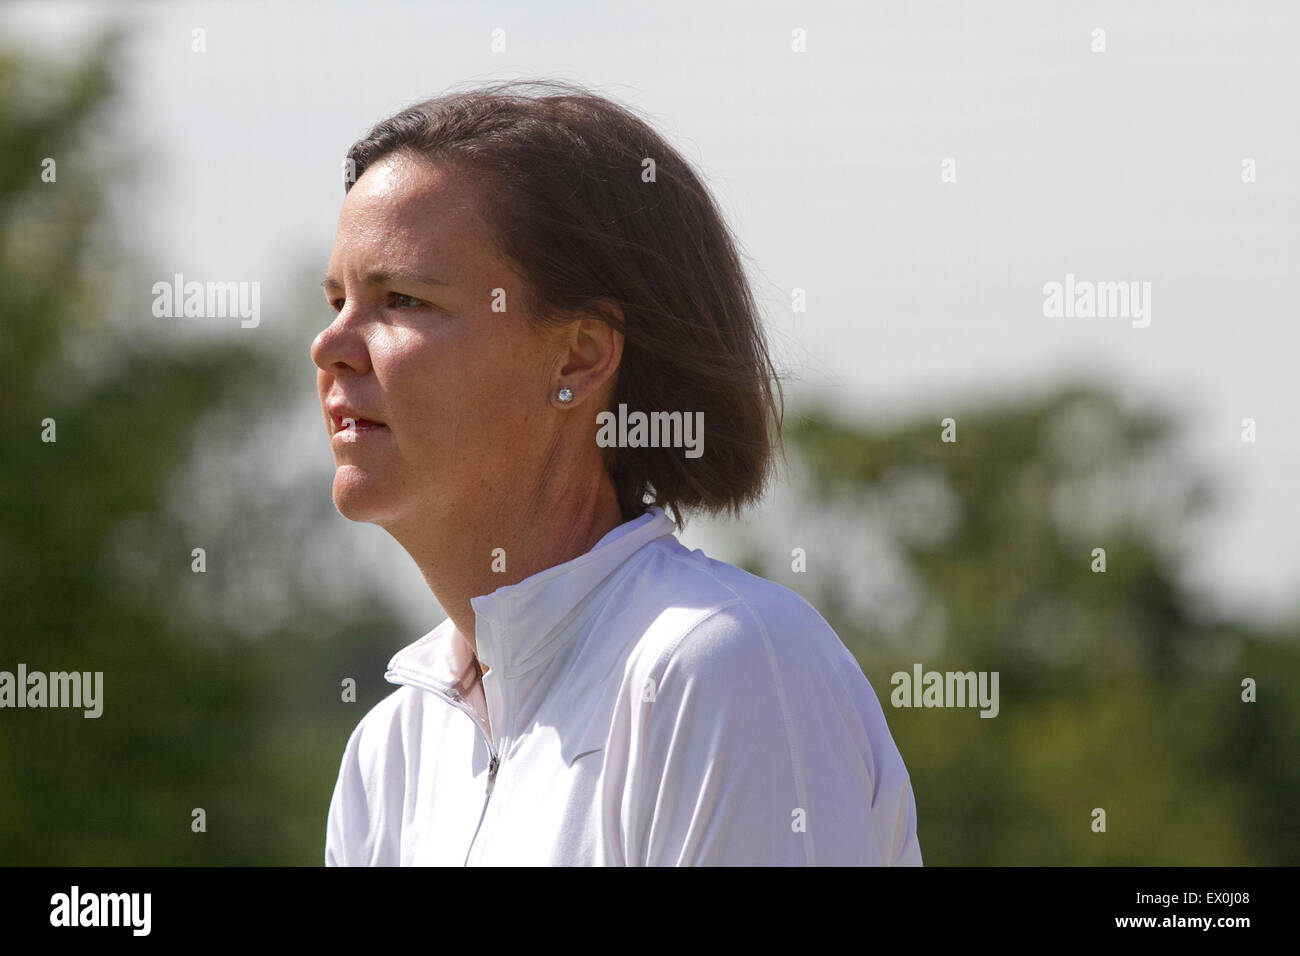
[[387, 467, 626, 659]]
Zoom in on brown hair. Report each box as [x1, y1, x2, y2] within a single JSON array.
[[344, 79, 783, 524]]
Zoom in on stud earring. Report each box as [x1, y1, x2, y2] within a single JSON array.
[[557, 387, 573, 404]]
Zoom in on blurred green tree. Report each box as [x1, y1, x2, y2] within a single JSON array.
[[0, 33, 404, 864], [748, 389, 1300, 864]]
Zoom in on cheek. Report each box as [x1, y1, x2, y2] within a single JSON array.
[[463, 339, 552, 439], [384, 328, 548, 460], [380, 343, 450, 441]]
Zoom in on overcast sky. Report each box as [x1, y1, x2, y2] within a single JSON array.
[[7, 0, 1298, 632]]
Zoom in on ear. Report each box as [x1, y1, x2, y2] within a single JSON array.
[[549, 301, 624, 408]]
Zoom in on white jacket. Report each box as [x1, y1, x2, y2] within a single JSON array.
[[325, 507, 922, 866]]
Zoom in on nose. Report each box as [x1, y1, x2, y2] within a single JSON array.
[[310, 303, 372, 377]]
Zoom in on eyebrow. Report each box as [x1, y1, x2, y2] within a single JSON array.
[[320, 268, 453, 292]]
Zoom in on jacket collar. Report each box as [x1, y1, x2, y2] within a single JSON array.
[[386, 506, 677, 692]]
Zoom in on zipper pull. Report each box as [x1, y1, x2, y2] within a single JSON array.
[[486, 754, 500, 796]]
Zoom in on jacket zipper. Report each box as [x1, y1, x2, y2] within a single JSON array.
[[464, 753, 500, 866], [384, 666, 501, 866]]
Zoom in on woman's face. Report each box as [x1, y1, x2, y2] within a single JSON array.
[[311, 153, 560, 530]]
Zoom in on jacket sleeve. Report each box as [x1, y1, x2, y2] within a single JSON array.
[[621, 600, 921, 867]]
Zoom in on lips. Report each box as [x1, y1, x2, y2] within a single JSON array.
[[335, 416, 385, 430], [326, 400, 388, 435]]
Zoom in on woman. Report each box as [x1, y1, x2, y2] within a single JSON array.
[[314, 79, 921, 866]]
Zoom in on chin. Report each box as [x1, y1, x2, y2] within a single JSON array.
[[331, 466, 396, 523]]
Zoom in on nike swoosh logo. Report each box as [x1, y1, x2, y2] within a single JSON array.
[[572, 748, 603, 762]]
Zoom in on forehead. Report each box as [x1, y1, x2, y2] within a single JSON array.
[[331, 153, 495, 276]]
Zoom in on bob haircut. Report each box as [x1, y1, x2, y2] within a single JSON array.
[[343, 78, 784, 524]]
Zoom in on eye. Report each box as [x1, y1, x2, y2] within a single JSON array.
[[388, 292, 425, 309]]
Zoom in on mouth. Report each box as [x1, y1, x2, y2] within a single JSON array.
[[329, 411, 389, 441]]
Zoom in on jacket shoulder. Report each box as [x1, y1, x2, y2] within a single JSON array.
[[342, 682, 422, 761], [623, 537, 860, 676], [608, 537, 923, 865]]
